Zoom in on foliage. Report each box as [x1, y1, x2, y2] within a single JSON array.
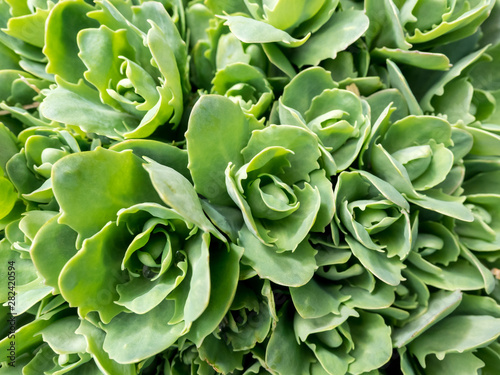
[[1, 0, 500, 373]]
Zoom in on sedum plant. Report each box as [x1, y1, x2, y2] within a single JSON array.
[[2, 0, 500, 374]]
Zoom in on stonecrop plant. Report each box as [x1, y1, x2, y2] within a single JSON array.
[[1, 0, 500, 374]]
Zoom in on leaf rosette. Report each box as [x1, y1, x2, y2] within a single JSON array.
[[218, 279, 274, 352], [406, 219, 495, 293], [225, 123, 332, 252], [263, 301, 392, 375], [187, 95, 334, 286], [224, 124, 334, 285], [43, 147, 242, 363], [186, 278, 276, 374], [400, 0, 494, 46], [212, 62, 274, 119], [279, 66, 371, 175], [300, 234, 411, 320], [186, 2, 270, 91], [203, 0, 370, 74], [365, 0, 494, 70], [40, 0, 189, 139], [365, 115, 474, 221], [0, 301, 137, 374], [332, 170, 411, 286]]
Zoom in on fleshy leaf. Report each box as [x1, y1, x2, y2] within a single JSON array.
[[266, 303, 313, 375], [59, 222, 132, 323], [143, 158, 224, 240], [102, 299, 185, 364], [239, 227, 317, 287], [52, 147, 161, 243], [219, 15, 310, 47], [409, 315, 500, 367], [184, 243, 243, 346], [31, 214, 78, 294], [291, 10, 369, 67], [76, 319, 136, 375], [372, 47, 450, 70], [44, 0, 99, 83], [186, 95, 251, 206], [393, 290, 463, 348], [40, 78, 138, 139]]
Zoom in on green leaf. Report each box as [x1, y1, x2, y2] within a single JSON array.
[[211, 62, 273, 118], [263, 183, 322, 251], [14, 277, 53, 315], [290, 278, 349, 319], [225, 299, 272, 351], [186, 95, 251, 206], [291, 10, 369, 67], [200, 201, 244, 242], [266, 304, 313, 375], [0, 122, 19, 174], [21, 344, 57, 375], [183, 232, 211, 328], [0, 40, 20, 70], [130, 20, 183, 136], [239, 227, 317, 287], [281, 66, 338, 115], [346, 236, 404, 286], [30, 214, 78, 294], [76, 319, 136, 375], [0, 173, 16, 222], [52, 147, 161, 243], [0, 317, 51, 363], [262, 43, 297, 77], [59, 222, 132, 323], [110, 139, 190, 181], [342, 282, 396, 310], [184, 243, 243, 346], [115, 257, 187, 314], [365, 0, 410, 49], [347, 312, 392, 374], [102, 299, 185, 364], [460, 123, 500, 157], [198, 334, 244, 374], [4, 7, 49, 48], [425, 352, 485, 375], [407, 189, 474, 222], [372, 48, 451, 70], [420, 46, 490, 112], [406, 0, 494, 45], [40, 78, 138, 139], [408, 254, 490, 291], [393, 290, 462, 348], [44, 0, 99, 83], [309, 169, 335, 232], [387, 59, 423, 116], [215, 34, 251, 70], [41, 316, 87, 355], [432, 78, 475, 124], [294, 305, 358, 342], [242, 124, 321, 185], [219, 15, 310, 47], [409, 315, 500, 367], [78, 25, 135, 108], [205, 0, 248, 13], [143, 158, 224, 240]]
